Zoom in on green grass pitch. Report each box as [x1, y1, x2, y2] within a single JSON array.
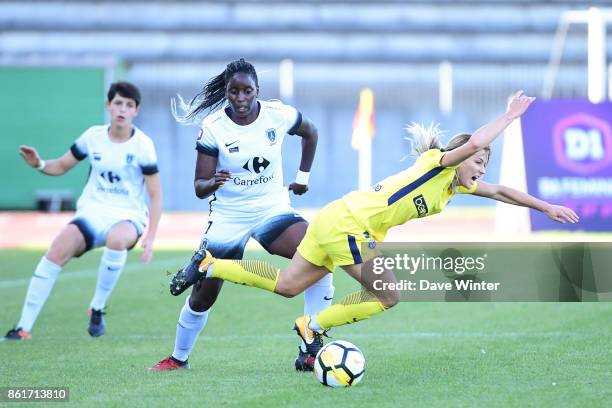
[[1, 249, 610, 407]]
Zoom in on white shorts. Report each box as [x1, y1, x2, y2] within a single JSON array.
[[204, 205, 306, 259], [69, 210, 145, 255]]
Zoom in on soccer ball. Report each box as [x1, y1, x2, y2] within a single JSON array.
[[313, 340, 365, 387]]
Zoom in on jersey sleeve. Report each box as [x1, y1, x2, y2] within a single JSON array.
[[418, 149, 477, 194], [70, 129, 90, 161], [139, 137, 159, 175], [195, 126, 218, 157], [416, 149, 445, 171], [280, 103, 302, 135]]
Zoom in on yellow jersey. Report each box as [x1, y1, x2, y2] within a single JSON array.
[[342, 149, 476, 241]]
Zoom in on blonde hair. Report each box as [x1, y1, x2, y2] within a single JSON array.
[[405, 122, 444, 156], [405, 123, 491, 163]]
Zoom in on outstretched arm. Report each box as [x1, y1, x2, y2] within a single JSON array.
[[19, 145, 79, 176], [288, 115, 318, 195], [440, 91, 535, 168], [473, 181, 579, 224], [141, 173, 163, 264]]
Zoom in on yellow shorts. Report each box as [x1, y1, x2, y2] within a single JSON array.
[[297, 199, 379, 272]]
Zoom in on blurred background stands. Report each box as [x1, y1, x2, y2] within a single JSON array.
[[2, 0, 611, 210]]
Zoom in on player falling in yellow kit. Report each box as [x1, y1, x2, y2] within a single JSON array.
[[170, 91, 579, 355]]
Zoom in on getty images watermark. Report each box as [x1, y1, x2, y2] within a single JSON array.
[[361, 242, 612, 302], [371, 252, 500, 292]]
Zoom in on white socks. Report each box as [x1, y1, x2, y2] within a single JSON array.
[[170, 271, 333, 359], [172, 299, 209, 362], [304, 272, 334, 316], [302, 273, 334, 350], [309, 316, 323, 332], [17, 248, 127, 332], [89, 248, 127, 311], [17, 256, 62, 332], [204, 264, 215, 279]]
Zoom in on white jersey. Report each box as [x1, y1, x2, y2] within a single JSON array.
[[196, 99, 302, 215], [70, 125, 159, 225]]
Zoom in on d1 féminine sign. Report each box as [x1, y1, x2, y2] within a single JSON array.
[[521, 100, 612, 231]]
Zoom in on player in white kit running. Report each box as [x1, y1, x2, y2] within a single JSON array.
[[151, 59, 334, 372], [2, 82, 162, 341]]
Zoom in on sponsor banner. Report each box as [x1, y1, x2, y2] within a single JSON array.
[[521, 100, 612, 231], [360, 242, 612, 302]]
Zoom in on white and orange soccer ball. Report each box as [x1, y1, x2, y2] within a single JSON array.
[[313, 340, 365, 387]]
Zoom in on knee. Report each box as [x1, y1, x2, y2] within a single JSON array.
[[188, 292, 214, 313], [379, 290, 400, 309], [275, 282, 300, 298], [45, 247, 72, 266], [277, 290, 298, 299], [106, 234, 130, 251]]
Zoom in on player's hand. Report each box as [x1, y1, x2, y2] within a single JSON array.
[[19, 145, 42, 168], [140, 235, 154, 264], [289, 182, 308, 195], [211, 169, 232, 190], [544, 204, 580, 224], [506, 90, 536, 119]]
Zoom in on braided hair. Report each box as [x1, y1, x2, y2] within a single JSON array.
[[172, 58, 259, 124]]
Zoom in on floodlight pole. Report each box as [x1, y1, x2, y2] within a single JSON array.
[[588, 7, 606, 103], [543, 7, 611, 102], [279, 59, 294, 103], [358, 137, 372, 192], [608, 63, 612, 98], [439, 61, 453, 115]]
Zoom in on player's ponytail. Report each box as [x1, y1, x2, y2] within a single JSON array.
[[405, 122, 444, 156], [172, 58, 259, 125]]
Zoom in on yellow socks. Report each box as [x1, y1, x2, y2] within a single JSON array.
[[209, 259, 279, 292], [315, 290, 386, 330], [206, 259, 386, 330]]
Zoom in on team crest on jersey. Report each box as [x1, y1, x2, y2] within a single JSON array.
[[126, 154, 134, 164], [266, 128, 277, 144], [93, 152, 102, 161]]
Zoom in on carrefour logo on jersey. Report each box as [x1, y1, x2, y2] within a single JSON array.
[[234, 156, 274, 186], [242, 157, 270, 174], [553, 113, 612, 175], [233, 174, 275, 186]]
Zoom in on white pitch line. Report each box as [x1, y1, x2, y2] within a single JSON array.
[[0, 256, 187, 289], [195, 331, 577, 340], [24, 331, 581, 342]]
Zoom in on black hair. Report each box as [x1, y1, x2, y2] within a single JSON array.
[[183, 58, 258, 121], [108, 81, 141, 107]]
